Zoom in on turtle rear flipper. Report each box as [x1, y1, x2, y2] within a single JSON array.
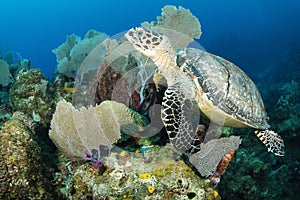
[[255, 130, 285, 156], [162, 82, 201, 154]]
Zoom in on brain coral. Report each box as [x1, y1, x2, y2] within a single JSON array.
[[0, 119, 52, 199]]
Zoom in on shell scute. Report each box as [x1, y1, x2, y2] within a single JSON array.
[[177, 48, 269, 129]]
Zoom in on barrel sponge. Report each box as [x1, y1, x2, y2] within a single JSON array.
[[0, 59, 13, 86]]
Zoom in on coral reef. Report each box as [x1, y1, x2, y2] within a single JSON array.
[[217, 130, 300, 200], [209, 150, 235, 185], [54, 145, 219, 200], [0, 91, 9, 105], [72, 36, 161, 110], [94, 64, 123, 103], [259, 76, 300, 160], [215, 44, 300, 200], [87, 50, 158, 111], [271, 80, 300, 140], [0, 104, 11, 128], [11, 111, 36, 133], [49, 5, 245, 199], [0, 119, 52, 199], [8, 68, 55, 127], [1, 4, 296, 199], [51, 73, 76, 104]]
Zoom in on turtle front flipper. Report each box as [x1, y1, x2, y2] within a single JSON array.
[[255, 130, 285, 156], [161, 82, 201, 154]]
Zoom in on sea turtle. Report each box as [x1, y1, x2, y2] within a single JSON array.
[[125, 27, 284, 156]]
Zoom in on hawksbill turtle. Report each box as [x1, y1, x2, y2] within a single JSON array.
[[125, 27, 284, 156]]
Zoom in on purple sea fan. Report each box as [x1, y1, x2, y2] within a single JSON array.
[[84, 149, 103, 168]]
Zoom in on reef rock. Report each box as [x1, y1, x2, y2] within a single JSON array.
[[54, 145, 219, 200], [9, 68, 54, 127], [0, 119, 51, 199]]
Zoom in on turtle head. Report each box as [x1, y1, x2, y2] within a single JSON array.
[[125, 27, 176, 67]]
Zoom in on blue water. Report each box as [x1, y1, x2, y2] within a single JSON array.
[[1, 0, 300, 78]]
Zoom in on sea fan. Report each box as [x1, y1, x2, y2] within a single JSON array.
[[49, 100, 147, 163], [188, 136, 241, 177]]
